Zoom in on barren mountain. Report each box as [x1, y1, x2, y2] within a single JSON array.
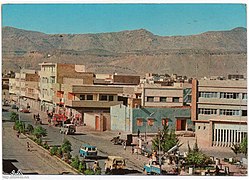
[[2, 26, 247, 78]]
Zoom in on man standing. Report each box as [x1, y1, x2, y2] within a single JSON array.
[[137, 129, 140, 138]]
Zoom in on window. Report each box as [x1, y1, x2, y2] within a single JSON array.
[[220, 109, 240, 116], [173, 97, 179, 102], [199, 92, 218, 98], [147, 119, 154, 126], [242, 93, 247, 100], [198, 108, 217, 115], [147, 96, 154, 102], [220, 92, 239, 99], [108, 95, 114, 101], [86, 95, 93, 100], [136, 118, 143, 126], [80, 95, 85, 100], [50, 76, 55, 83], [100, 95, 108, 101], [160, 97, 167, 102], [242, 110, 247, 116], [162, 118, 168, 126]]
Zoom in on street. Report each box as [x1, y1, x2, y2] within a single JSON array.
[[2, 107, 144, 175], [2, 106, 244, 175]]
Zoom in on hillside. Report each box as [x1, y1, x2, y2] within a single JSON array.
[[2, 26, 247, 78]]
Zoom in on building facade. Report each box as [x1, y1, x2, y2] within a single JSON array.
[[192, 78, 247, 147]]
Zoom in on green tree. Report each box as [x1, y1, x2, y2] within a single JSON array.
[[71, 155, 80, 169], [152, 125, 181, 153], [185, 140, 212, 168], [50, 146, 58, 156], [26, 124, 34, 134], [10, 112, 19, 121], [240, 137, 247, 156], [61, 139, 72, 154], [33, 126, 47, 139]]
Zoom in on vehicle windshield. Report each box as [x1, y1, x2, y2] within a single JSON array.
[[115, 160, 124, 165]]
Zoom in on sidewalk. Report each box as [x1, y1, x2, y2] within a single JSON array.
[[2, 121, 78, 175]]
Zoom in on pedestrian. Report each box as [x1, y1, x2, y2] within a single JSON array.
[[118, 132, 121, 139], [16, 131, 20, 138], [131, 146, 134, 154], [16, 106, 19, 112], [37, 113, 40, 118], [123, 141, 126, 150], [27, 142, 31, 151], [137, 129, 140, 138]]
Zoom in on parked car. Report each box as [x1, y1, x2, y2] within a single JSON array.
[[59, 124, 76, 135], [19, 108, 30, 113], [79, 144, 98, 158], [105, 156, 126, 174]]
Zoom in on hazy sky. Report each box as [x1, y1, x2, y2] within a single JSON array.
[[2, 3, 247, 36]]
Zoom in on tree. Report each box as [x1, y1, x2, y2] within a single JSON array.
[[240, 137, 247, 156], [71, 155, 80, 169], [152, 125, 181, 153], [33, 126, 47, 139], [26, 124, 34, 134], [61, 139, 72, 154], [185, 140, 212, 168], [10, 112, 19, 121]]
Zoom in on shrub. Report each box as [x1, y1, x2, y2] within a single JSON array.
[[84, 169, 95, 175], [26, 124, 34, 134], [10, 112, 19, 121], [50, 146, 58, 156], [71, 155, 80, 169], [33, 126, 47, 139], [61, 139, 72, 154], [43, 143, 50, 150], [34, 138, 42, 145], [56, 147, 63, 158]]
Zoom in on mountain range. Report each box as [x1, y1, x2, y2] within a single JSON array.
[[2, 26, 247, 78]]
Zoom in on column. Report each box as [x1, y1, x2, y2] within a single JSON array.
[[219, 129, 222, 146], [222, 129, 225, 147], [228, 130, 231, 147], [239, 132, 242, 143], [224, 129, 227, 147]]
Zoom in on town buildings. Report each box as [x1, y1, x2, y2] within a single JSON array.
[[192, 77, 247, 147], [4, 62, 247, 149]]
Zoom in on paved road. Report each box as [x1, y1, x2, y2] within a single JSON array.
[[2, 107, 144, 175], [2, 121, 78, 175]]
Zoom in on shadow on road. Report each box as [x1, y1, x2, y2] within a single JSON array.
[[72, 133, 86, 136]]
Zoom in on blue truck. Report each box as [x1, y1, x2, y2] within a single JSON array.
[[79, 144, 98, 158]]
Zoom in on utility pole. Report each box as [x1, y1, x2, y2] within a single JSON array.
[[18, 67, 22, 122]]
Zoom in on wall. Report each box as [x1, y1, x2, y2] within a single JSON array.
[[132, 107, 191, 134], [111, 104, 131, 132]]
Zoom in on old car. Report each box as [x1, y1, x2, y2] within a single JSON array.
[[79, 144, 98, 158], [105, 156, 126, 174], [59, 124, 76, 135]]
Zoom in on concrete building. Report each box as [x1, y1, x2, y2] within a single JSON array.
[[192, 78, 247, 147], [141, 82, 192, 107], [111, 105, 191, 134], [60, 83, 124, 131], [39, 62, 92, 112], [110, 81, 192, 134]]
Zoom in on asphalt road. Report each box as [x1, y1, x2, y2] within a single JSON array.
[[2, 107, 144, 175]]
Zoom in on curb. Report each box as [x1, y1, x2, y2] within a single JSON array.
[[24, 134, 81, 175]]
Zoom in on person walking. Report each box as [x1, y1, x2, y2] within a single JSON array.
[[27, 142, 31, 151], [137, 129, 140, 138], [123, 141, 126, 150]]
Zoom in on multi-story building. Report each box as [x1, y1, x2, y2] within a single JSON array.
[[39, 62, 93, 112], [111, 81, 193, 133], [192, 78, 247, 147]]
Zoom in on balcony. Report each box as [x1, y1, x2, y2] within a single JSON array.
[[65, 100, 123, 108]]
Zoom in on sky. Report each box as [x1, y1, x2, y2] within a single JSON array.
[[1, 3, 247, 36]]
